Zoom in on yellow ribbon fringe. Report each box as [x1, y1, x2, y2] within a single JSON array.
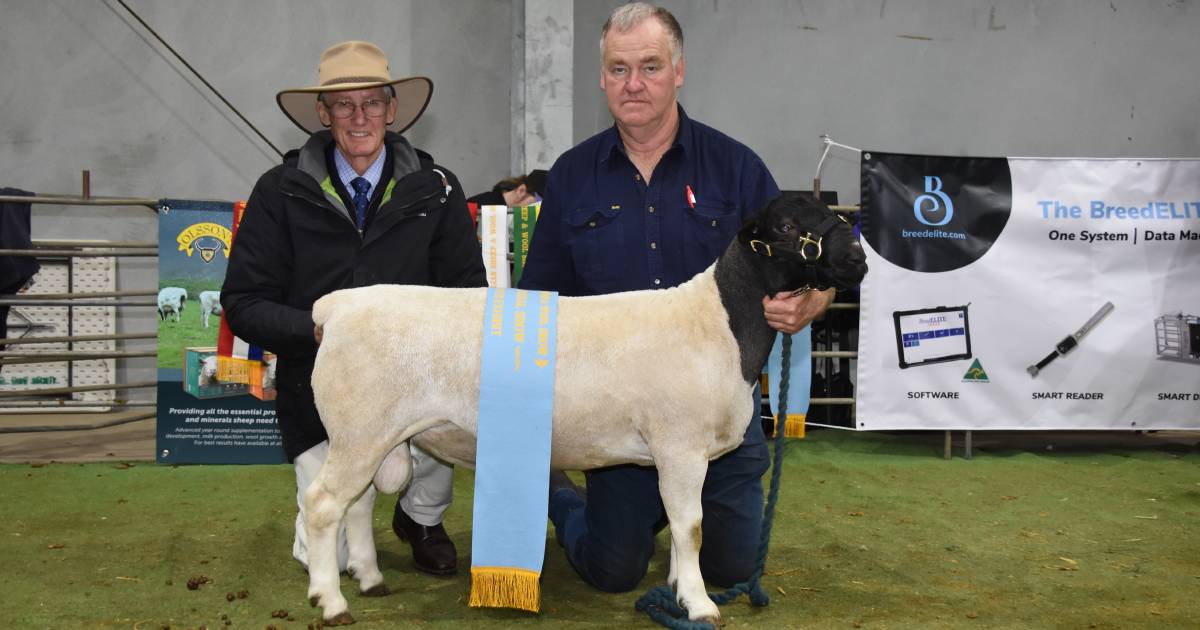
[[469, 566, 541, 612], [773, 413, 806, 438]]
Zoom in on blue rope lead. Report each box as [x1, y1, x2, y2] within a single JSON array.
[[635, 334, 793, 629]]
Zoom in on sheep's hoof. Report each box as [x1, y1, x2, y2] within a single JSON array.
[[681, 602, 723, 629], [324, 611, 356, 626], [361, 583, 390, 597], [309, 595, 319, 607]]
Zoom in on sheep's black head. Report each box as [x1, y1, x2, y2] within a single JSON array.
[[737, 192, 868, 295]]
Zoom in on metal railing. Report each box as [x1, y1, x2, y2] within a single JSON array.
[[0, 184, 158, 433], [2, 187, 867, 435]]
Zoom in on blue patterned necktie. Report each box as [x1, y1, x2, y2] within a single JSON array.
[[350, 177, 371, 229]]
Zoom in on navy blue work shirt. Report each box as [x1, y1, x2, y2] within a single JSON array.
[[518, 106, 780, 296]]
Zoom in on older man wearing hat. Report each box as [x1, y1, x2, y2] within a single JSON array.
[[222, 41, 485, 577]]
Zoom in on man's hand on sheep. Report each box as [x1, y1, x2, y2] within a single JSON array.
[[762, 288, 835, 334], [314, 324, 323, 345]]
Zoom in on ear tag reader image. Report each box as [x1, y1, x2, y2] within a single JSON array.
[[1027, 301, 1114, 377], [893, 305, 973, 369]]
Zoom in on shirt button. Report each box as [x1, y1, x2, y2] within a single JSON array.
[[588, 221, 596, 227], [648, 206, 655, 213], [635, 174, 641, 182], [711, 220, 718, 227], [654, 278, 662, 286], [650, 242, 657, 250]]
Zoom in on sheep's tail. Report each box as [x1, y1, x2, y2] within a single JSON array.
[[312, 289, 352, 328]]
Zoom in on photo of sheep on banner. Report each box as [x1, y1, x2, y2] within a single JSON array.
[[154, 199, 284, 465], [183, 347, 247, 399]]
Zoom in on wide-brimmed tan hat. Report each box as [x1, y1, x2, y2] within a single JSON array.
[[276, 40, 433, 134]]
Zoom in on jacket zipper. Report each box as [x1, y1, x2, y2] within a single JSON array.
[[281, 187, 359, 233], [385, 186, 443, 220], [281, 183, 445, 242]]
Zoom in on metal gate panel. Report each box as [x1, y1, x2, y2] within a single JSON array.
[[1, 252, 117, 407]]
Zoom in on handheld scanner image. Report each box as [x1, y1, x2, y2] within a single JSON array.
[[1027, 301, 1115, 377]]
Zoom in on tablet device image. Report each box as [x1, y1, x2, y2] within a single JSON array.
[[893, 305, 972, 369]]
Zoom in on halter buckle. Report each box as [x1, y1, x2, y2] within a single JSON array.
[[798, 234, 823, 261], [748, 239, 774, 257]]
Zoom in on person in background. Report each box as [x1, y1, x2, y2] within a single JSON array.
[[0, 187, 39, 364], [518, 3, 834, 592], [467, 169, 548, 209], [0, 188, 39, 365], [222, 41, 485, 578]]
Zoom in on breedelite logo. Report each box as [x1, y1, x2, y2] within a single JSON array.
[[962, 359, 990, 383], [176, 222, 233, 263], [861, 152, 1013, 273]]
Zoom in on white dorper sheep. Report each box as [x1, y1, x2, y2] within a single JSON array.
[[262, 355, 277, 391], [198, 355, 219, 387], [303, 194, 867, 626], [157, 287, 188, 323], [199, 290, 223, 328]]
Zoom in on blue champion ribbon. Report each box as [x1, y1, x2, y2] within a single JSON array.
[[766, 327, 812, 437], [470, 287, 559, 611]]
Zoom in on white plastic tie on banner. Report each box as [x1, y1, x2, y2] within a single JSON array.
[[814, 135, 863, 194]]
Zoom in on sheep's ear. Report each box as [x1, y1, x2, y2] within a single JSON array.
[[736, 220, 760, 247]]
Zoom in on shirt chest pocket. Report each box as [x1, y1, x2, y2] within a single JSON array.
[[564, 205, 625, 289], [684, 201, 741, 262]]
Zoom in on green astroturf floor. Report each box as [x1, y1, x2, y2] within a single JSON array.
[[1, 429, 1197, 629]]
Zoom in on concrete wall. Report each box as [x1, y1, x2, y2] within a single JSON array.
[[1, 0, 515, 201], [573, 0, 1200, 203], [524, 0, 574, 172], [0, 0, 516, 386], [3, 0, 1199, 388]]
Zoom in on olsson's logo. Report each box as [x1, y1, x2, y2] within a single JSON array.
[[914, 176, 954, 226], [176, 222, 233, 263]]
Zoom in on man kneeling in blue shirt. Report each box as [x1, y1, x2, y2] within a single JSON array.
[[519, 3, 834, 591]]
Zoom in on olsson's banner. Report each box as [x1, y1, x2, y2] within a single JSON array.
[[155, 200, 284, 464], [857, 153, 1200, 430]]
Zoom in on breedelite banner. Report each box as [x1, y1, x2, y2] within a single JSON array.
[[155, 199, 285, 464], [856, 153, 1200, 430]]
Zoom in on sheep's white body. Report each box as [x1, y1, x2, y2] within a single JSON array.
[[157, 287, 187, 323], [262, 355, 277, 390], [306, 266, 750, 625], [199, 290, 222, 328]]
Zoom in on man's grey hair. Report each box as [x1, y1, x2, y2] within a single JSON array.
[[600, 2, 684, 65]]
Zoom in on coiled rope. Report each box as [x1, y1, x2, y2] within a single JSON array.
[[635, 333, 793, 629]]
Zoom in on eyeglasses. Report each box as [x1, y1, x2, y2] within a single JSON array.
[[323, 98, 388, 119]]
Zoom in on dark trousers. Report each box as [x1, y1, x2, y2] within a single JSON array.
[[548, 400, 769, 593]]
